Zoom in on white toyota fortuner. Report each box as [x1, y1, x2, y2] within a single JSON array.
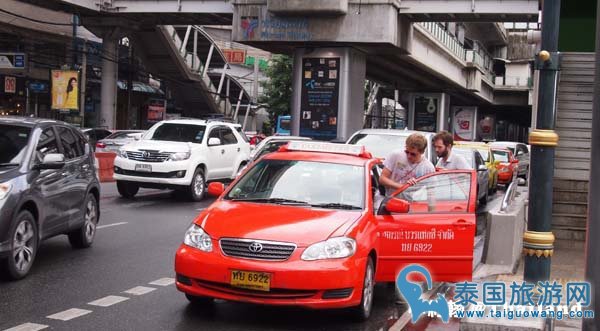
[[113, 119, 250, 201]]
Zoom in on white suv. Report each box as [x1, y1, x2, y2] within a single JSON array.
[[113, 119, 250, 200]]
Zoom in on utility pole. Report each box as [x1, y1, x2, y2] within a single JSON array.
[[80, 41, 87, 124], [582, 0, 600, 329], [523, 1, 561, 282]]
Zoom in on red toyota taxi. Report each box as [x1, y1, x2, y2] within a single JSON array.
[[174, 142, 477, 320]]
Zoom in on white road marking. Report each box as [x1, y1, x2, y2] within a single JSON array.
[[87, 295, 129, 307], [96, 222, 128, 230], [46, 308, 92, 321], [149, 277, 175, 286], [3, 323, 48, 331], [123, 286, 156, 296]]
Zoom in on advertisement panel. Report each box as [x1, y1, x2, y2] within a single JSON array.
[[413, 96, 438, 132], [299, 57, 340, 140], [51, 70, 79, 110], [452, 106, 477, 141], [4, 76, 16, 94], [147, 99, 166, 122], [223, 49, 246, 64]]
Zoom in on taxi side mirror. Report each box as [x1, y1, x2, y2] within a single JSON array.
[[208, 182, 225, 197], [385, 198, 410, 214]]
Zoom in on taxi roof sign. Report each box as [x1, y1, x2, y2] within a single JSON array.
[[282, 141, 372, 158]]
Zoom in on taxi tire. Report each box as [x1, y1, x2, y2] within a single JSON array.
[[187, 168, 206, 201], [1, 210, 38, 281], [349, 257, 375, 322], [185, 293, 214, 306], [68, 193, 99, 249], [117, 181, 139, 199]]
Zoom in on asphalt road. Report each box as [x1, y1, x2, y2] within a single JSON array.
[[0, 183, 407, 331]]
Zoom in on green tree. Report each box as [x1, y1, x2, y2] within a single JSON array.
[[259, 55, 293, 132]]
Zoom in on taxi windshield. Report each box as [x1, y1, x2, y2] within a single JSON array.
[[226, 159, 365, 210], [492, 150, 509, 162], [347, 133, 407, 159]]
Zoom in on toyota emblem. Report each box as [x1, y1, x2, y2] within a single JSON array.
[[142, 151, 150, 158], [248, 242, 263, 253]]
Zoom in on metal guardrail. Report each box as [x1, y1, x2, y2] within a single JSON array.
[[500, 179, 519, 212], [418, 22, 466, 61]]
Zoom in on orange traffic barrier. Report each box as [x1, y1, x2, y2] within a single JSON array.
[[95, 152, 117, 183]]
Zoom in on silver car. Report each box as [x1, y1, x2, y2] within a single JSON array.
[[346, 129, 437, 163], [96, 130, 144, 153], [453, 147, 490, 206]]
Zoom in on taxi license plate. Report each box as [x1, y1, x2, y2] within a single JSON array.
[[135, 164, 152, 172], [230, 270, 271, 292]]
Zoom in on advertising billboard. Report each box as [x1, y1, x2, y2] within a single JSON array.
[[51, 70, 79, 110]]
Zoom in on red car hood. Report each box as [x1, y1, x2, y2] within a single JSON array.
[[196, 201, 363, 247]]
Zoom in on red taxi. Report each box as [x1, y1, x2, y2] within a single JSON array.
[[491, 148, 518, 185], [174, 142, 478, 320]]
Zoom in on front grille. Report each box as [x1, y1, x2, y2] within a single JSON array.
[[322, 288, 354, 299], [126, 150, 173, 162], [219, 238, 296, 261]]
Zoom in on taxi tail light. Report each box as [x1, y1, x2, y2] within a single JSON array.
[[96, 142, 106, 149]]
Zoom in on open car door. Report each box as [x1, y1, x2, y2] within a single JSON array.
[[375, 170, 477, 283]]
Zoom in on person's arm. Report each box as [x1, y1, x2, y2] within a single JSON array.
[[379, 168, 405, 191]]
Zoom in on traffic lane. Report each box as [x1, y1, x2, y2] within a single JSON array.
[[59, 283, 404, 331], [0, 187, 212, 330]]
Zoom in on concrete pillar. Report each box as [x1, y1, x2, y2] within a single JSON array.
[[291, 47, 366, 141], [100, 34, 118, 129]]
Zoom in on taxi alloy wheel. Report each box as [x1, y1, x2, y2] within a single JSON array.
[[69, 193, 99, 249], [350, 257, 375, 321], [3, 211, 38, 280]]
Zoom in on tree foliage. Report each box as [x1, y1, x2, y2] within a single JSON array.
[[259, 55, 293, 132]]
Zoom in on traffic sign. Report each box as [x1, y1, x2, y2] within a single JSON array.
[[0, 53, 26, 69]]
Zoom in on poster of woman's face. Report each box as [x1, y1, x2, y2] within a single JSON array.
[[51, 70, 79, 110]]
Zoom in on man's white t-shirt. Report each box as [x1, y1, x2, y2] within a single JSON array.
[[383, 150, 435, 195], [436, 150, 471, 170]]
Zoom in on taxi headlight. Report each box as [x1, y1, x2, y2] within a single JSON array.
[[184, 224, 213, 252], [168, 152, 191, 161], [301, 237, 356, 261], [0, 182, 12, 200], [118, 149, 128, 159]]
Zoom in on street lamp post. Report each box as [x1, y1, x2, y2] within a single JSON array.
[[523, 0, 561, 283]]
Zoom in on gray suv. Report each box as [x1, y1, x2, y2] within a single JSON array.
[[0, 117, 101, 280]]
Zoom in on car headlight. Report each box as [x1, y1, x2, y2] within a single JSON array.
[[118, 149, 128, 159], [183, 224, 213, 252], [301, 237, 356, 261], [168, 152, 191, 161], [0, 182, 12, 200]]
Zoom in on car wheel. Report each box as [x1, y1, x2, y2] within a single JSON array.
[[188, 168, 206, 201], [68, 193, 99, 249], [2, 210, 38, 280], [117, 180, 139, 199], [349, 257, 375, 321], [185, 293, 214, 306]]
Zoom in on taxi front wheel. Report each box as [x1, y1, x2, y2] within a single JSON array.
[[349, 257, 375, 321]]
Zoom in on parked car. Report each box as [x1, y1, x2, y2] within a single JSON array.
[[0, 117, 100, 280], [113, 119, 250, 201], [452, 147, 490, 206], [175, 141, 478, 320], [82, 128, 113, 151], [454, 142, 499, 194], [489, 141, 530, 179], [491, 148, 519, 186], [346, 129, 437, 163], [96, 130, 145, 153]]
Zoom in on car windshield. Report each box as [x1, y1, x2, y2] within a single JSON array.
[[226, 159, 365, 210], [255, 141, 289, 159], [493, 150, 509, 162], [453, 149, 473, 167], [105, 131, 141, 139], [149, 123, 206, 143], [348, 133, 407, 159], [0, 124, 31, 166]]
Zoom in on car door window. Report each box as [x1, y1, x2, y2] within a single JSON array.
[[221, 127, 238, 145], [57, 127, 82, 159], [208, 127, 222, 145], [35, 127, 60, 162], [73, 129, 89, 155], [394, 173, 472, 213]]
